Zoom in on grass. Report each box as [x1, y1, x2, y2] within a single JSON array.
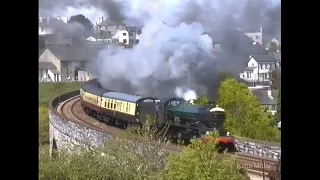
[[39, 82, 83, 107], [39, 82, 82, 146]]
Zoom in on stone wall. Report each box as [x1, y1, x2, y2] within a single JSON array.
[[49, 91, 112, 154], [234, 140, 281, 160]]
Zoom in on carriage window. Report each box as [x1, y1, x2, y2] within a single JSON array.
[[114, 101, 117, 109], [105, 101, 107, 107], [107, 100, 110, 108], [128, 104, 130, 112], [126, 103, 129, 112], [120, 102, 122, 111]]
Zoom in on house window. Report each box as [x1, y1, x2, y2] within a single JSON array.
[[129, 32, 134, 36], [122, 33, 126, 36], [266, 64, 270, 69], [123, 39, 127, 44], [259, 64, 262, 69], [271, 105, 277, 110], [251, 63, 254, 66]]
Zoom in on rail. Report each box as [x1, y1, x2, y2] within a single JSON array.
[[49, 90, 109, 134]]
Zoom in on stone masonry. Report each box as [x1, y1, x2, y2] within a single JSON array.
[[49, 109, 112, 154], [234, 140, 281, 160]]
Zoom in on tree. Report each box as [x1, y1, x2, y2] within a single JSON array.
[[270, 70, 281, 90], [68, 14, 93, 34], [193, 95, 210, 105], [268, 42, 280, 52], [217, 79, 280, 142]]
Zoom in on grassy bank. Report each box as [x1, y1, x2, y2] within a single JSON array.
[[39, 82, 82, 145]]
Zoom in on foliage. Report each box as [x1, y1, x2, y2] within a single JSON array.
[[160, 136, 249, 180], [268, 42, 280, 52], [39, 106, 49, 145], [40, 116, 250, 180], [68, 14, 93, 33], [275, 90, 281, 122], [39, 82, 82, 107], [193, 95, 210, 106], [217, 79, 280, 142], [270, 70, 281, 90], [219, 71, 235, 82]]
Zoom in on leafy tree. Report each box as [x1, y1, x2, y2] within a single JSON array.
[[217, 79, 280, 142], [68, 14, 93, 34], [270, 70, 281, 90], [274, 90, 281, 122], [219, 71, 235, 82], [193, 95, 210, 105], [268, 42, 280, 52]]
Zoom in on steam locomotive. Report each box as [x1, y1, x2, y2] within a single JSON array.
[[80, 79, 235, 149]]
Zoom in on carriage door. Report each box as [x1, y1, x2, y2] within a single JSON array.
[[97, 97, 101, 107]]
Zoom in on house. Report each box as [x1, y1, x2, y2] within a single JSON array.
[[111, 28, 130, 44], [39, 46, 101, 81], [39, 17, 68, 35], [97, 17, 126, 35], [39, 62, 62, 82], [239, 54, 280, 86], [244, 28, 263, 45], [125, 26, 142, 44], [251, 89, 279, 115], [41, 34, 73, 47], [86, 31, 113, 43], [204, 29, 255, 53]]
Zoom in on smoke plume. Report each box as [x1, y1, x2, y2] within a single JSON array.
[[39, 0, 281, 100]]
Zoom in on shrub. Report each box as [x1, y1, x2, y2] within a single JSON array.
[[159, 137, 250, 180]]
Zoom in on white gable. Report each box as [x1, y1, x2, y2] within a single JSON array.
[[247, 56, 258, 67]]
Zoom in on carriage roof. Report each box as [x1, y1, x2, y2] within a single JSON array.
[[102, 92, 143, 103]]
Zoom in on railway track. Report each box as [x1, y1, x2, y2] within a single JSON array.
[[55, 96, 280, 179]]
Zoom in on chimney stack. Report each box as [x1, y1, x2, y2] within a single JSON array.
[[102, 16, 104, 22]]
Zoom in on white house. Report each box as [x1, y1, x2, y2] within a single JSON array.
[[111, 29, 130, 44], [111, 26, 142, 45], [245, 32, 263, 45], [251, 89, 279, 115], [239, 54, 280, 86]]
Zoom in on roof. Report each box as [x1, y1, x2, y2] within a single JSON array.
[[98, 19, 126, 27], [39, 62, 56, 70], [251, 89, 278, 105], [251, 55, 276, 62], [39, 48, 45, 57], [269, 52, 281, 61], [125, 26, 142, 35], [39, 17, 67, 28], [245, 66, 256, 71], [204, 29, 254, 44], [102, 92, 143, 103], [47, 46, 101, 61]]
